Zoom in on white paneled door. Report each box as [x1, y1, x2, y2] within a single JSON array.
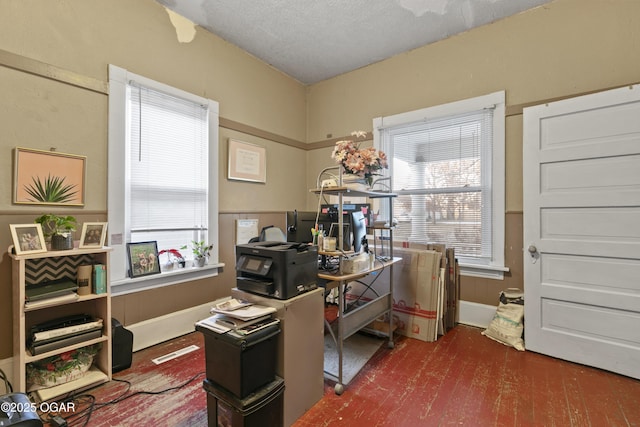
[[523, 85, 640, 380]]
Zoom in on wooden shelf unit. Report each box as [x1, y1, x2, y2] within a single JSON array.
[[9, 245, 112, 398]]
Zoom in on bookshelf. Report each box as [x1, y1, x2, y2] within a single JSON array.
[[9, 244, 112, 400]]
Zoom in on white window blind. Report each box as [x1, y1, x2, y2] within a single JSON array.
[[108, 64, 220, 292], [385, 109, 493, 259], [374, 91, 506, 277], [128, 83, 209, 252]]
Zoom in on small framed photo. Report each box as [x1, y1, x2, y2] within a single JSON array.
[[10, 224, 47, 255], [127, 241, 161, 278], [79, 222, 108, 248]]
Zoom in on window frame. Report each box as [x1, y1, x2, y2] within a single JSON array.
[[108, 65, 221, 295], [373, 91, 507, 279]]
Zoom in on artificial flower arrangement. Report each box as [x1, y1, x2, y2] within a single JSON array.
[[331, 130, 389, 186], [26, 344, 100, 390]]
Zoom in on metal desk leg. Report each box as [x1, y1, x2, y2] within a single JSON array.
[[334, 279, 345, 395]]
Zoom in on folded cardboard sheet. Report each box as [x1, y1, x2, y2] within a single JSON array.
[[347, 242, 457, 342]]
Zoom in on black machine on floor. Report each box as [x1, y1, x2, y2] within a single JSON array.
[[0, 393, 43, 426], [235, 241, 318, 300], [111, 318, 133, 373]]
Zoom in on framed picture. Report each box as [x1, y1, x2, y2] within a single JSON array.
[[79, 222, 108, 248], [228, 139, 266, 183], [126, 241, 161, 278], [13, 147, 86, 206], [10, 224, 47, 255]]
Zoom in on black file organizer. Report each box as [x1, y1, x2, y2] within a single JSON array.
[[196, 322, 280, 398], [197, 322, 283, 426], [203, 376, 284, 427]]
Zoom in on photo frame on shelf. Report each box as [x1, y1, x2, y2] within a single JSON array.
[[227, 139, 266, 183], [79, 222, 108, 249], [126, 241, 161, 278], [13, 147, 86, 206], [10, 223, 47, 255]]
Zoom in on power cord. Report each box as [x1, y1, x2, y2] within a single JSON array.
[[345, 261, 386, 312], [0, 368, 13, 393], [42, 372, 205, 427]]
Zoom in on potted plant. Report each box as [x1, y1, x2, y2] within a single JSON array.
[[187, 240, 212, 267], [158, 248, 186, 270], [34, 214, 77, 250]]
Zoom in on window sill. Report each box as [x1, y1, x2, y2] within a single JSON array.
[[458, 262, 509, 280], [111, 262, 224, 296]]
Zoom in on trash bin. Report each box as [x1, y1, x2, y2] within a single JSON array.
[[196, 322, 280, 398], [203, 376, 284, 427]]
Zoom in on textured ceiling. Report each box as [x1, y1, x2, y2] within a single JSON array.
[[156, 0, 552, 85]]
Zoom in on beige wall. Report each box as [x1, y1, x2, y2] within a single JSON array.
[[304, 0, 640, 304], [0, 0, 306, 359], [1, 0, 639, 360]]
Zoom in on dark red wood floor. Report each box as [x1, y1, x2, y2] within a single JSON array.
[[47, 325, 640, 426], [294, 325, 640, 427]]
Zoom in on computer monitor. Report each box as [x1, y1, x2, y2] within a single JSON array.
[[286, 210, 320, 244], [328, 222, 351, 251], [286, 210, 352, 250], [351, 210, 367, 253], [321, 203, 371, 224]]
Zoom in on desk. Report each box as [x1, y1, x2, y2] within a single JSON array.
[[318, 256, 400, 395], [231, 287, 324, 427]]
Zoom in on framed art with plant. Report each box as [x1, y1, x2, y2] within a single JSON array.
[[126, 241, 161, 278], [13, 147, 86, 206], [79, 222, 108, 248], [10, 223, 47, 255]]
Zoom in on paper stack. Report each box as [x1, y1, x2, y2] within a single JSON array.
[[196, 297, 278, 336]]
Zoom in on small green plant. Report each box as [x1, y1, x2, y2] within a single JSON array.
[[25, 174, 78, 203], [185, 241, 212, 259], [34, 214, 77, 237]]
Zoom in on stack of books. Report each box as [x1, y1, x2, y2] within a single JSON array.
[[25, 278, 79, 309], [28, 314, 103, 355]]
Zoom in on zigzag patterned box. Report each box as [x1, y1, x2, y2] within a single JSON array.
[[25, 254, 98, 286]]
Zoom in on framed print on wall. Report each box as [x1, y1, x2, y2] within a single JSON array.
[[79, 222, 108, 248], [228, 139, 266, 183], [10, 223, 47, 255], [13, 147, 86, 206], [126, 241, 161, 278]]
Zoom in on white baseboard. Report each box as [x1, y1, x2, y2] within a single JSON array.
[[458, 300, 497, 329], [128, 302, 213, 352], [0, 357, 14, 393]]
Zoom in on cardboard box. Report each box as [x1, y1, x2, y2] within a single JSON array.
[[348, 246, 442, 342]]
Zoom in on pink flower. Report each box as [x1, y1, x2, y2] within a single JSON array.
[[331, 131, 388, 179]]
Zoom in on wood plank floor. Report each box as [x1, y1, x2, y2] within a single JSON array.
[[47, 324, 640, 426]]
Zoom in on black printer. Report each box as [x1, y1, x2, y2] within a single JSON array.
[[235, 241, 318, 300]]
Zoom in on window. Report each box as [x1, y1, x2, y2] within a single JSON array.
[[108, 65, 220, 293], [373, 91, 507, 278]]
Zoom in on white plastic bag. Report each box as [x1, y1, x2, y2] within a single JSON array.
[[482, 288, 525, 351]]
